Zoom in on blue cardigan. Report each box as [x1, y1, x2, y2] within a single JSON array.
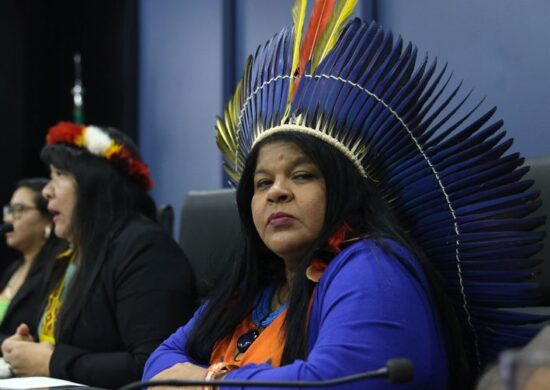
[[144, 239, 448, 389]]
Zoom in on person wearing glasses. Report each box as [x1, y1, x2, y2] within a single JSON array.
[[1, 122, 197, 388], [0, 178, 66, 346]]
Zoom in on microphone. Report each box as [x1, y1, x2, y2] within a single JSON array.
[[119, 358, 414, 390], [386, 358, 414, 384], [0, 224, 14, 235]]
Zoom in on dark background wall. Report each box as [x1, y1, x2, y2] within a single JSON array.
[[3, 1, 549, 263], [0, 0, 138, 264], [376, 0, 550, 159], [139, 0, 550, 238]]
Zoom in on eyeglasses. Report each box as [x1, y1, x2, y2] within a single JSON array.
[[3, 204, 38, 220]]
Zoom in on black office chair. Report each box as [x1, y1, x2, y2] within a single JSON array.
[[179, 189, 241, 299], [524, 155, 550, 304], [156, 204, 175, 237], [177, 159, 550, 304]]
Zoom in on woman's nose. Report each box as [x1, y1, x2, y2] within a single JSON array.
[[267, 180, 292, 203], [42, 182, 53, 200]]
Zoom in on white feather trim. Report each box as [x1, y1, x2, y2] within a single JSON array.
[[84, 126, 112, 155]]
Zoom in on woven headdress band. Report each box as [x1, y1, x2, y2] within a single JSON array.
[[253, 123, 368, 177], [46, 121, 153, 191], [215, 0, 546, 374]]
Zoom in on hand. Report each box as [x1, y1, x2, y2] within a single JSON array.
[[4, 323, 34, 343], [14, 324, 33, 341], [149, 362, 207, 390], [2, 340, 54, 377], [1, 323, 34, 355]]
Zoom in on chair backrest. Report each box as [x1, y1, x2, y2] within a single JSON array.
[[176, 159, 550, 303], [156, 204, 175, 237], [179, 189, 241, 299], [524, 155, 550, 304]]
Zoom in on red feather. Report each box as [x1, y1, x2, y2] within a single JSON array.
[[290, 0, 335, 101], [46, 121, 84, 144], [327, 223, 350, 253], [298, 0, 335, 75]]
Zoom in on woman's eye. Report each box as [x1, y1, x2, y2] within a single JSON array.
[[255, 179, 271, 190], [54, 169, 67, 177], [293, 172, 313, 181]]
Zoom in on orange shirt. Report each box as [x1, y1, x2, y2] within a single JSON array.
[[210, 308, 288, 368]]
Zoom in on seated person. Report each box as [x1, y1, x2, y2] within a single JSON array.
[[0, 178, 66, 345], [144, 2, 543, 388], [1, 122, 197, 388], [143, 132, 465, 388]]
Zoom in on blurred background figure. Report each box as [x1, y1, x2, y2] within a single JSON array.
[[476, 326, 550, 389], [0, 178, 66, 345], [1, 122, 197, 388]]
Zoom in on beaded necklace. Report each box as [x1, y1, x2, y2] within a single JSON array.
[[236, 284, 288, 354]]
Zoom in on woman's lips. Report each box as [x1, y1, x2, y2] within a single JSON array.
[[49, 209, 61, 224], [268, 212, 295, 227]]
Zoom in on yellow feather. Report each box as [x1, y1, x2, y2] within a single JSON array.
[[216, 118, 233, 153], [291, 0, 307, 77], [311, 0, 358, 72], [215, 55, 254, 178], [222, 165, 240, 183], [285, 0, 307, 117]]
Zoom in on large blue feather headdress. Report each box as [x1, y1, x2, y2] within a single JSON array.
[[215, 0, 546, 372]]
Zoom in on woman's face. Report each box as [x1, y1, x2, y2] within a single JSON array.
[[251, 140, 327, 265], [42, 165, 77, 241], [3, 187, 50, 254]]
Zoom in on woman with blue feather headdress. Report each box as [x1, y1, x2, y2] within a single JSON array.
[[142, 1, 546, 388]]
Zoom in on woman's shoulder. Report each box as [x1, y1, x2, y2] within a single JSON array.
[[107, 215, 188, 265], [116, 214, 164, 233], [112, 215, 174, 246], [322, 237, 425, 286], [332, 237, 415, 265], [1, 258, 22, 274], [0, 259, 22, 286]]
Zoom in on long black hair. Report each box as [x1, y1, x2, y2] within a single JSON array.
[[186, 131, 470, 388], [40, 127, 156, 338]]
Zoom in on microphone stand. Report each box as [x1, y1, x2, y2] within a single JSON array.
[[119, 359, 414, 390]]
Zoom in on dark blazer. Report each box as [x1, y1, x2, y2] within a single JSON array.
[[49, 216, 197, 388], [0, 256, 49, 345]]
